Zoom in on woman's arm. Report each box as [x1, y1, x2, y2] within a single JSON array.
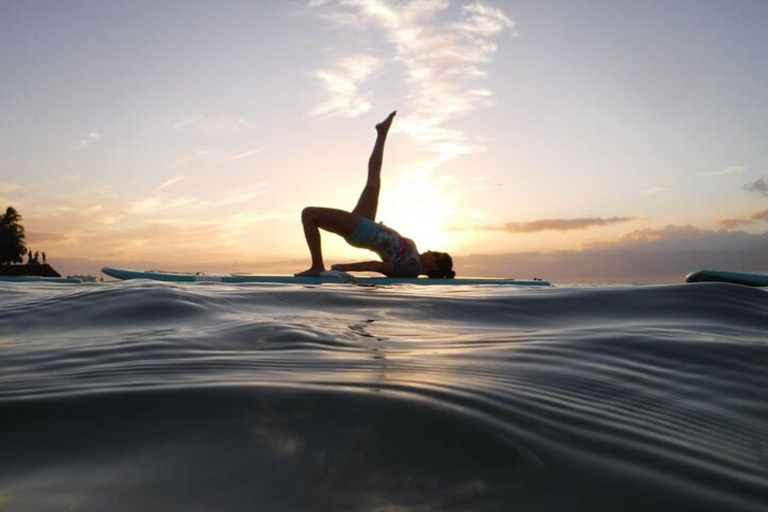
[[332, 261, 395, 276]]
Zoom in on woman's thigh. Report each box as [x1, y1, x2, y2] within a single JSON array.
[[351, 184, 378, 221], [303, 207, 361, 238]]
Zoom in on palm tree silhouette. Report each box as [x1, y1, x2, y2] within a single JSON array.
[[0, 206, 28, 265]]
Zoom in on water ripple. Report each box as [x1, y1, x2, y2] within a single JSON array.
[[0, 281, 766, 510]]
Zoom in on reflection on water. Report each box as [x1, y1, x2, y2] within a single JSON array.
[[0, 281, 767, 511], [2, 389, 544, 511]]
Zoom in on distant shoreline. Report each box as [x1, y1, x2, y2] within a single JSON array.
[[0, 264, 62, 278]]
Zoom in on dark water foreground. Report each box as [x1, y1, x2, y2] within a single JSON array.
[[0, 281, 766, 511]]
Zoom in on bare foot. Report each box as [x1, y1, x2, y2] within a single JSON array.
[[294, 267, 325, 277], [375, 111, 397, 134]]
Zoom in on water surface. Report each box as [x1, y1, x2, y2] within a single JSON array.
[[1, 281, 766, 511]]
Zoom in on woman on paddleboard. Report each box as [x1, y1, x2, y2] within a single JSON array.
[[296, 111, 455, 279]]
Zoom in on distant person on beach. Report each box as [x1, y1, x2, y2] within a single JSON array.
[[42, 252, 46, 264], [296, 111, 455, 279]]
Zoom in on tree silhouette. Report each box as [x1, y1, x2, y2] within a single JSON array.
[[0, 206, 28, 264]]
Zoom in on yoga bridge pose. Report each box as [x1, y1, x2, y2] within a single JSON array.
[[296, 111, 455, 279]]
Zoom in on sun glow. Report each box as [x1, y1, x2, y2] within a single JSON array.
[[377, 172, 456, 255]]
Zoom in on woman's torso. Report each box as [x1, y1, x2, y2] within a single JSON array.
[[347, 219, 421, 277]]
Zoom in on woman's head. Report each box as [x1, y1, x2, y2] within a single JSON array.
[[420, 251, 455, 279]]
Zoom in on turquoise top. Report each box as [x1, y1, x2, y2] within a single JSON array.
[[346, 218, 421, 277]]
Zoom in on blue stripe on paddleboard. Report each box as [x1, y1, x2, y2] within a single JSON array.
[[685, 270, 768, 287], [101, 267, 550, 286], [0, 276, 82, 283]]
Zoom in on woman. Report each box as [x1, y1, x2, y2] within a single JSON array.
[[296, 111, 455, 279]]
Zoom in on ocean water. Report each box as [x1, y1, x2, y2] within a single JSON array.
[[0, 280, 766, 512]]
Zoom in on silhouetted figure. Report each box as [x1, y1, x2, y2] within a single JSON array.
[[27, 252, 32, 264], [42, 252, 46, 264], [33, 251, 39, 264], [296, 111, 455, 279]]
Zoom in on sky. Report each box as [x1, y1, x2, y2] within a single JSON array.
[[1, 0, 767, 282]]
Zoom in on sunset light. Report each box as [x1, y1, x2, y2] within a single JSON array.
[[2, 3, 768, 511], [1, 0, 766, 282]]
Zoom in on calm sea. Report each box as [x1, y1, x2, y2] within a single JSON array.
[[1, 280, 766, 511]]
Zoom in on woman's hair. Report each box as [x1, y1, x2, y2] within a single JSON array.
[[427, 252, 455, 279]]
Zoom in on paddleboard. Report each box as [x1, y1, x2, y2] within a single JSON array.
[[685, 270, 768, 287], [0, 276, 82, 284], [101, 267, 550, 286]]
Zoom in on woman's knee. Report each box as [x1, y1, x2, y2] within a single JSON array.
[[302, 207, 319, 223]]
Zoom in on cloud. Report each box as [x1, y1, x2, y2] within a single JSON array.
[[744, 177, 768, 197], [459, 225, 768, 283], [129, 185, 268, 216], [607, 224, 711, 245], [454, 2, 514, 36], [158, 175, 185, 190], [697, 165, 745, 177], [0, 182, 22, 194], [128, 196, 210, 215], [76, 130, 101, 149], [171, 115, 251, 136], [222, 147, 264, 163], [172, 115, 204, 130], [25, 231, 76, 246], [475, 216, 635, 234], [88, 220, 233, 262], [167, 149, 211, 169], [645, 187, 667, 194], [18, 191, 130, 254], [17, 184, 282, 270], [310, 1, 514, 157], [216, 186, 268, 207], [715, 208, 768, 230], [311, 55, 382, 118]]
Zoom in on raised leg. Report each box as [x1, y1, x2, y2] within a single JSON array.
[[295, 207, 360, 277], [352, 111, 396, 220]]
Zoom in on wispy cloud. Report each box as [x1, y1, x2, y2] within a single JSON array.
[[0, 182, 22, 194], [128, 196, 206, 215], [311, 55, 382, 118], [475, 216, 635, 234], [25, 231, 77, 246], [744, 176, 767, 197], [167, 149, 210, 170], [309, 1, 514, 158], [172, 115, 204, 130], [17, 183, 281, 267], [645, 187, 668, 194], [697, 165, 745, 177], [129, 184, 268, 216], [715, 208, 768, 230], [172, 115, 251, 136], [222, 147, 264, 163], [613, 224, 709, 245], [76, 130, 101, 149], [216, 186, 268, 206], [23, 190, 130, 245], [158, 175, 185, 190]]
